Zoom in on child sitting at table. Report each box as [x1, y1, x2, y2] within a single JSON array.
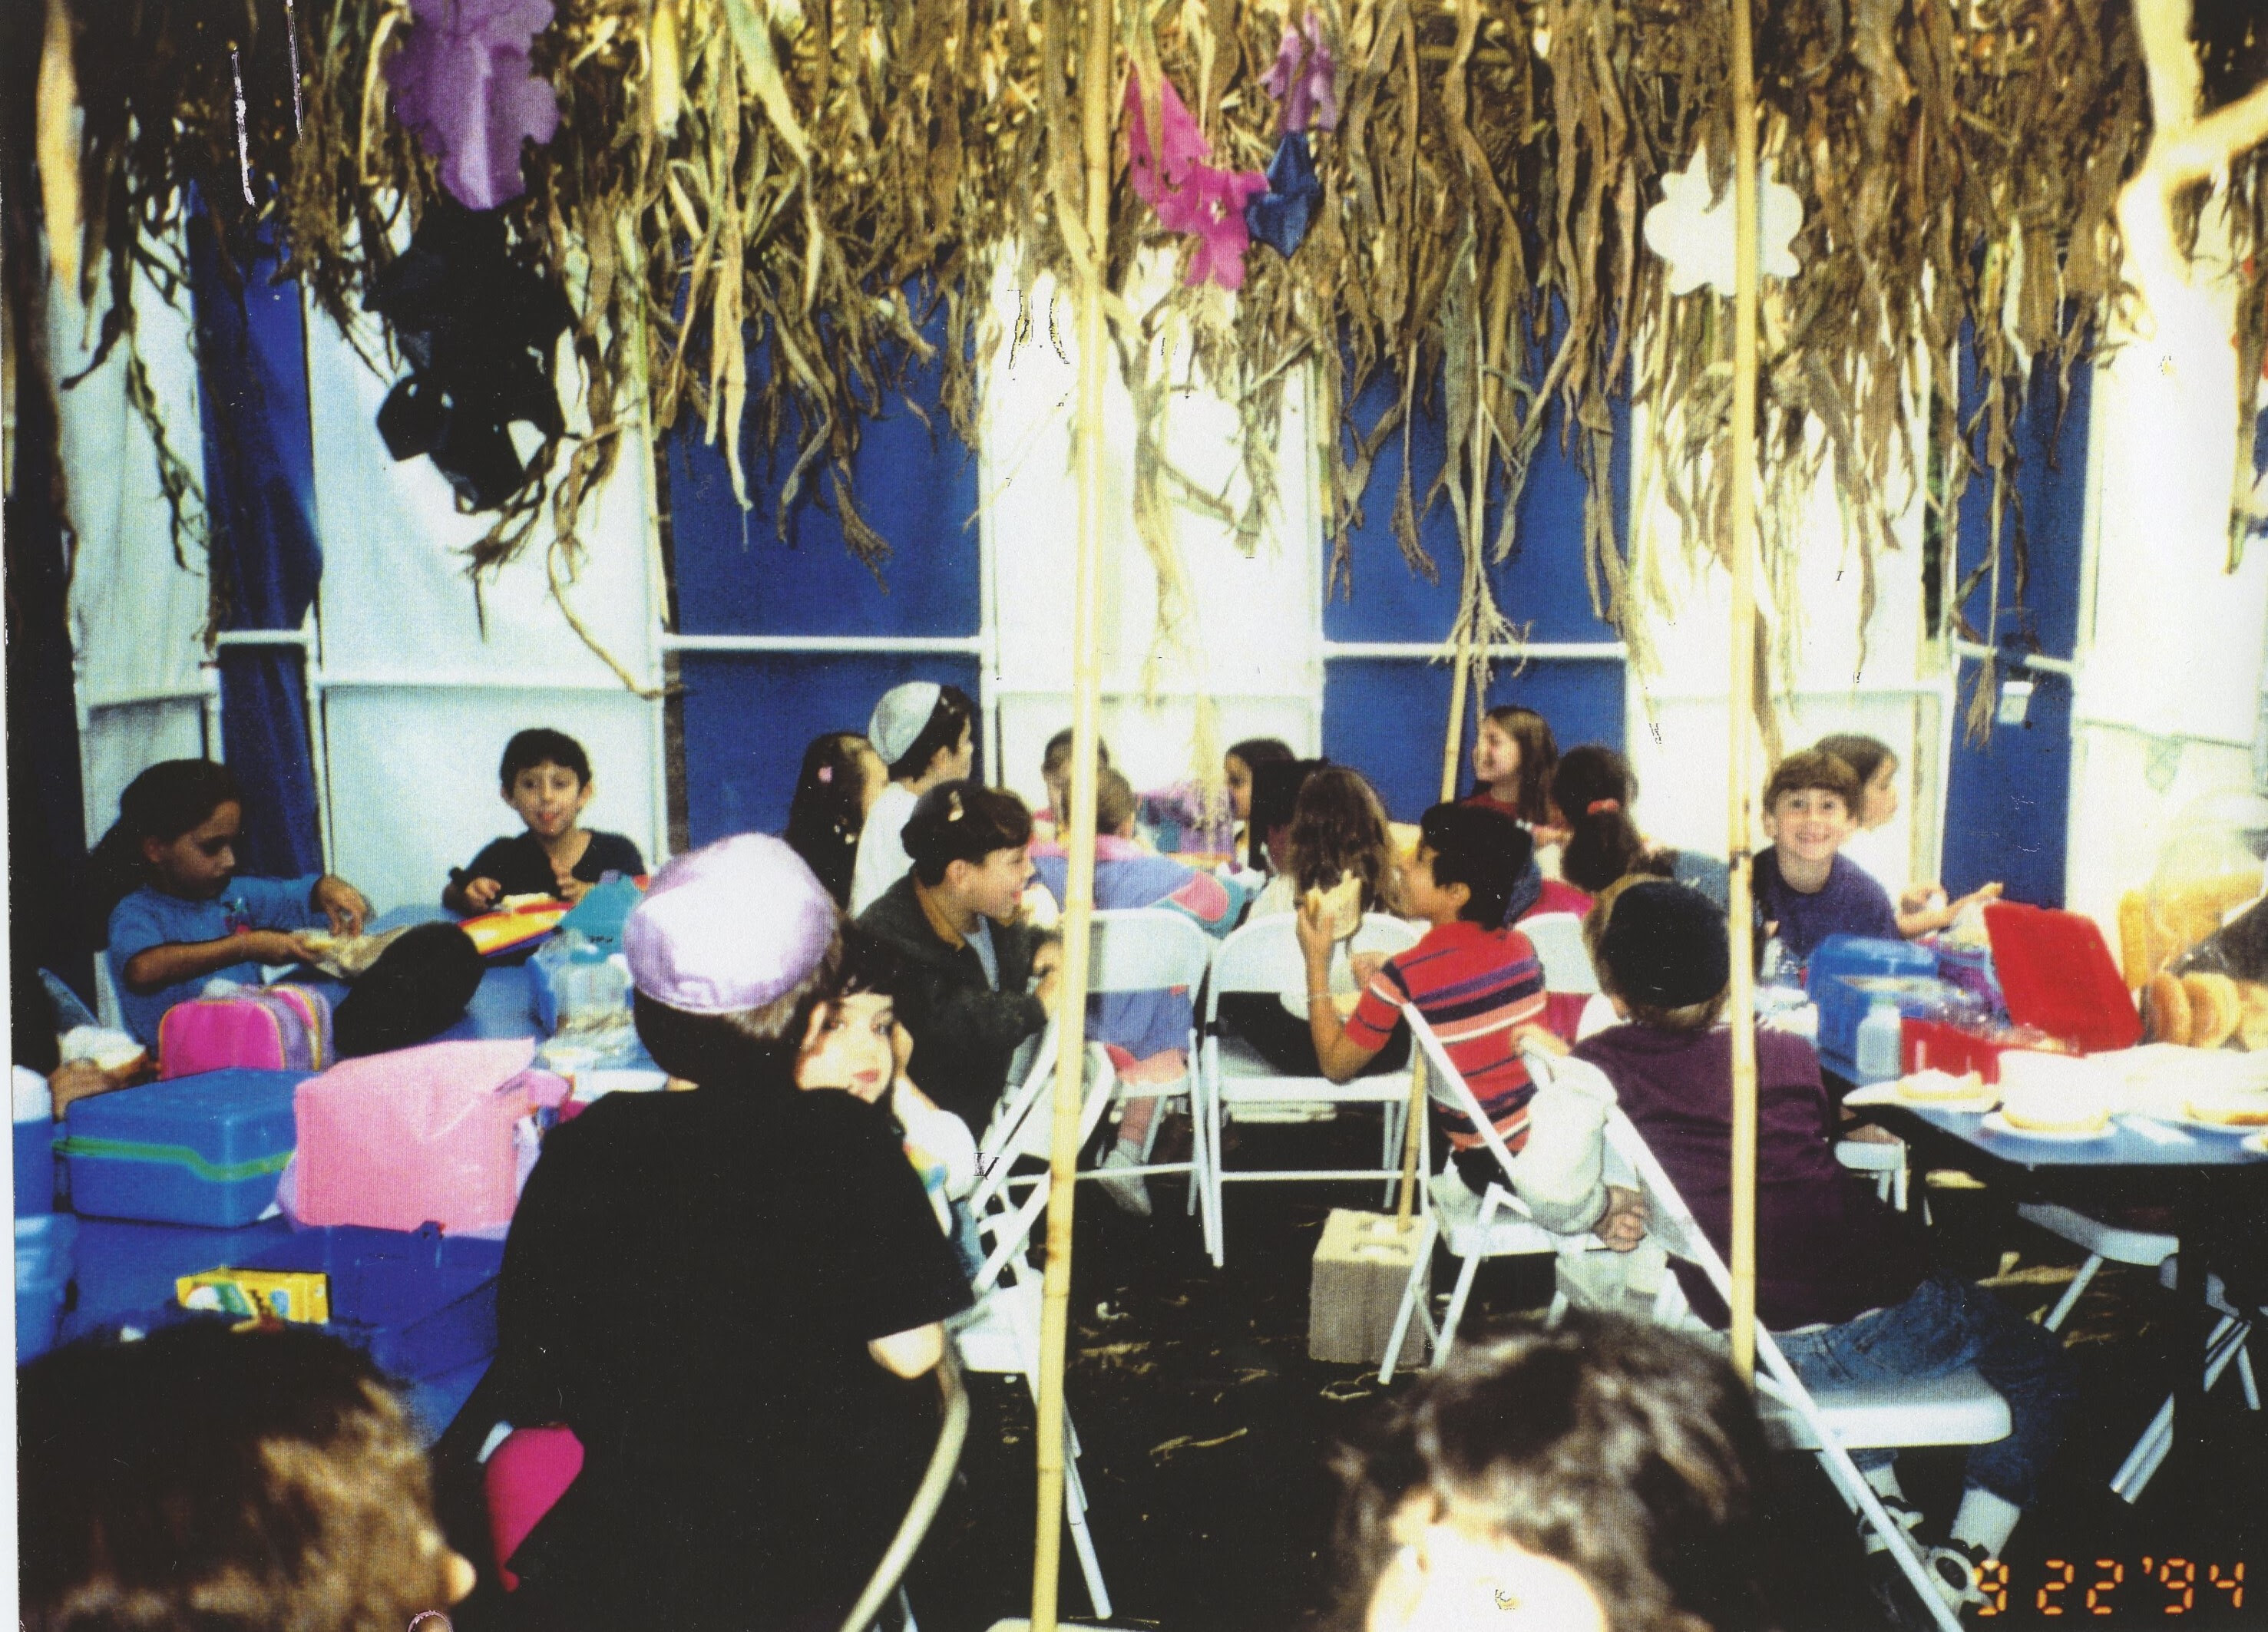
[[1032, 767, 1250, 1213], [494, 835, 971, 1631], [793, 924, 983, 1274], [444, 728, 646, 913], [1297, 804, 1565, 1199], [1751, 748, 1900, 964], [1571, 879, 2076, 1613], [785, 731, 888, 907], [20, 1322, 477, 1632], [1552, 745, 1729, 907], [94, 759, 372, 1047], [857, 781, 1064, 1131], [1815, 732, 2002, 940], [851, 681, 980, 914]]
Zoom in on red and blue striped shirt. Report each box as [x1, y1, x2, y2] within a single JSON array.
[[1342, 920, 1547, 1151]]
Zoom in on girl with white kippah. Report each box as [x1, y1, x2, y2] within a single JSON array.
[[849, 681, 978, 915]]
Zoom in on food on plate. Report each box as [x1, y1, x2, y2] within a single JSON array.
[[1999, 1089, 2111, 1135], [1896, 1069, 1988, 1103], [2181, 1091, 2268, 1128], [1304, 869, 1364, 941], [2182, 971, 2240, 1050], [498, 893, 558, 912], [2145, 972, 2191, 1047]]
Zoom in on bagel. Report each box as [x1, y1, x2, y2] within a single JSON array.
[[1896, 1069, 1987, 1104], [2001, 1095, 2111, 1135], [1304, 869, 1364, 941], [2184, 971, 2240, 1050], [2183, 1092, 2268, 1128], [2147, 972, 2191, 1046]]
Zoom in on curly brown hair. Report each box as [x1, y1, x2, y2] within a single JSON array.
[[1284, 766, 1403, 915], [1332, 1310, 1771, 1632]]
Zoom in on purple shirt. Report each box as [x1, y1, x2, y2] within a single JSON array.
[[1753, 851, 1900, 962], [1572, 1022, 1930, 1330]]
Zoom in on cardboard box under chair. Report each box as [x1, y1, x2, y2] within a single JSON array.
[[1308, 1207, 1430, 1367]]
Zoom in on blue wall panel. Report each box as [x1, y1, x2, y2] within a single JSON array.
[[670, 326, 980, 639], [1324, 362, 1628, 817], [1324, 659, 1625, 824], [681, 652, 984, 844], [1941, 347, 2091, 907], [670, 310, 983, 844], [1326, 372, 1627, 646]]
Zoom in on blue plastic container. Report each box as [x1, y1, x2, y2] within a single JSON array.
[[59, 1070, 303, 1227], [239, 1223, 507, 1380], [1805, 936, 1942, 1078], [15, 1118, 55, 1215], [17, 1213, 79, 1363]]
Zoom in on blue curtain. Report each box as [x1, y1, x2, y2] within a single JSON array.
[[188, 205, 324, 879]]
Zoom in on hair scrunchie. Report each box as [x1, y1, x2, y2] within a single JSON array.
[[1587, 798, 1622, 816]]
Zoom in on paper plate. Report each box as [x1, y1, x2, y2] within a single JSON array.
[[2241, 1132, 2268, 1157], [1981, 1111, 2114, 1143], [2168, 1111, 2268, 1137]]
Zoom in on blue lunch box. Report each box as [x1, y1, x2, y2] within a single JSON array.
[[60, 1070, 303, 1227], [238, 1222, 507, 1380]]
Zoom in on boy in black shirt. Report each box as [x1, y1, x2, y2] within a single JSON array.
[[444, 728, 646, 911]]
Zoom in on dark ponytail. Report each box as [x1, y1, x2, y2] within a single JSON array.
[[88, 761, 243, 944], [1552, 746, 1667, 896]]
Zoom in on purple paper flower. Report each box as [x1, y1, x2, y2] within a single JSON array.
[[1261, 15, 1337, 134], [385, 0, 560, 212]]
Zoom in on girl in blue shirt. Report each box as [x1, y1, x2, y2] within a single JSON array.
[[94, 761, 371, 1045]]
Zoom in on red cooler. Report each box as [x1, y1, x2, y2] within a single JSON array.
[[1903, 903, 2142, 1082]]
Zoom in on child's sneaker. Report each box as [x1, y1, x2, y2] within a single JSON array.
[[1860, 1502, 1938, 1631], [1096, 1145, 1152, 1217], [1926, 1541, 1995, 1614]]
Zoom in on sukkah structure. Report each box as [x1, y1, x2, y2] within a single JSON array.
[[12, 0, 2268, 758]]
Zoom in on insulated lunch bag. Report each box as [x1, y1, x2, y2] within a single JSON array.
[[158, 985, 333, 1079]]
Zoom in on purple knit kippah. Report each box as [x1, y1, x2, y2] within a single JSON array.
[[623, 834, 838, 1013]]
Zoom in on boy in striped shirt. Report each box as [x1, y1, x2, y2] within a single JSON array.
[[1297, 803, 1568, 1196]]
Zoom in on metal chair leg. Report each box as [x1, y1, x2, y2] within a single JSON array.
[[2042, 1254, 2104, 1333], [1380, 1214, 1439, 1385]]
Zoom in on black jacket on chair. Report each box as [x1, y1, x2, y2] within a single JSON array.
[[856, 873, 1050, 1131]]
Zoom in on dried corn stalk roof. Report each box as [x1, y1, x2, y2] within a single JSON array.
[[22, 0, 2268, 712]]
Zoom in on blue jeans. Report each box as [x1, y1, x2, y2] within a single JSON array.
[[1774, 1270, 2078, 1508]]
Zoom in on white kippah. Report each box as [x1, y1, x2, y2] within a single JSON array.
[[868, 682, 945, 767]]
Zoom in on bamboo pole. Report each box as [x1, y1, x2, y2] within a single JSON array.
[[1724, 0, 1762, 1386], [1028, 0, 1113, 1620]]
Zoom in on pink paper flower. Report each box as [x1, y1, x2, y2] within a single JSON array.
[[1124, 72, 1211, 209], [1261, 15, 1338, 134], [1122, 72, 1266, 289], [386, 0, 560, 212], [1158, 164, 1268, 289]]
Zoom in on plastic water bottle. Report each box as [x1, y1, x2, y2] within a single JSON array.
[[1855, 999, 1905, 1085]]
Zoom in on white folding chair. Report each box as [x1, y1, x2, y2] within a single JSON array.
[[1518, 911, 1599, 996], [1073, 909, 1219, 1237], [1602, 1108, 2010, 1632], [2100, 1255, 2260, 1505], [1201, 911, 1423, 1266], [957, 1039, 1118, 1617], [1377, 1011, 1571, 1382]]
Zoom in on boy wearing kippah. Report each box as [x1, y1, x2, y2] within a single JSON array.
[[1572, 878, 2076, 1616]]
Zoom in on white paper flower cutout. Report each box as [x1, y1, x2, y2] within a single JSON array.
[[1642, 148, 1803, 296]]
